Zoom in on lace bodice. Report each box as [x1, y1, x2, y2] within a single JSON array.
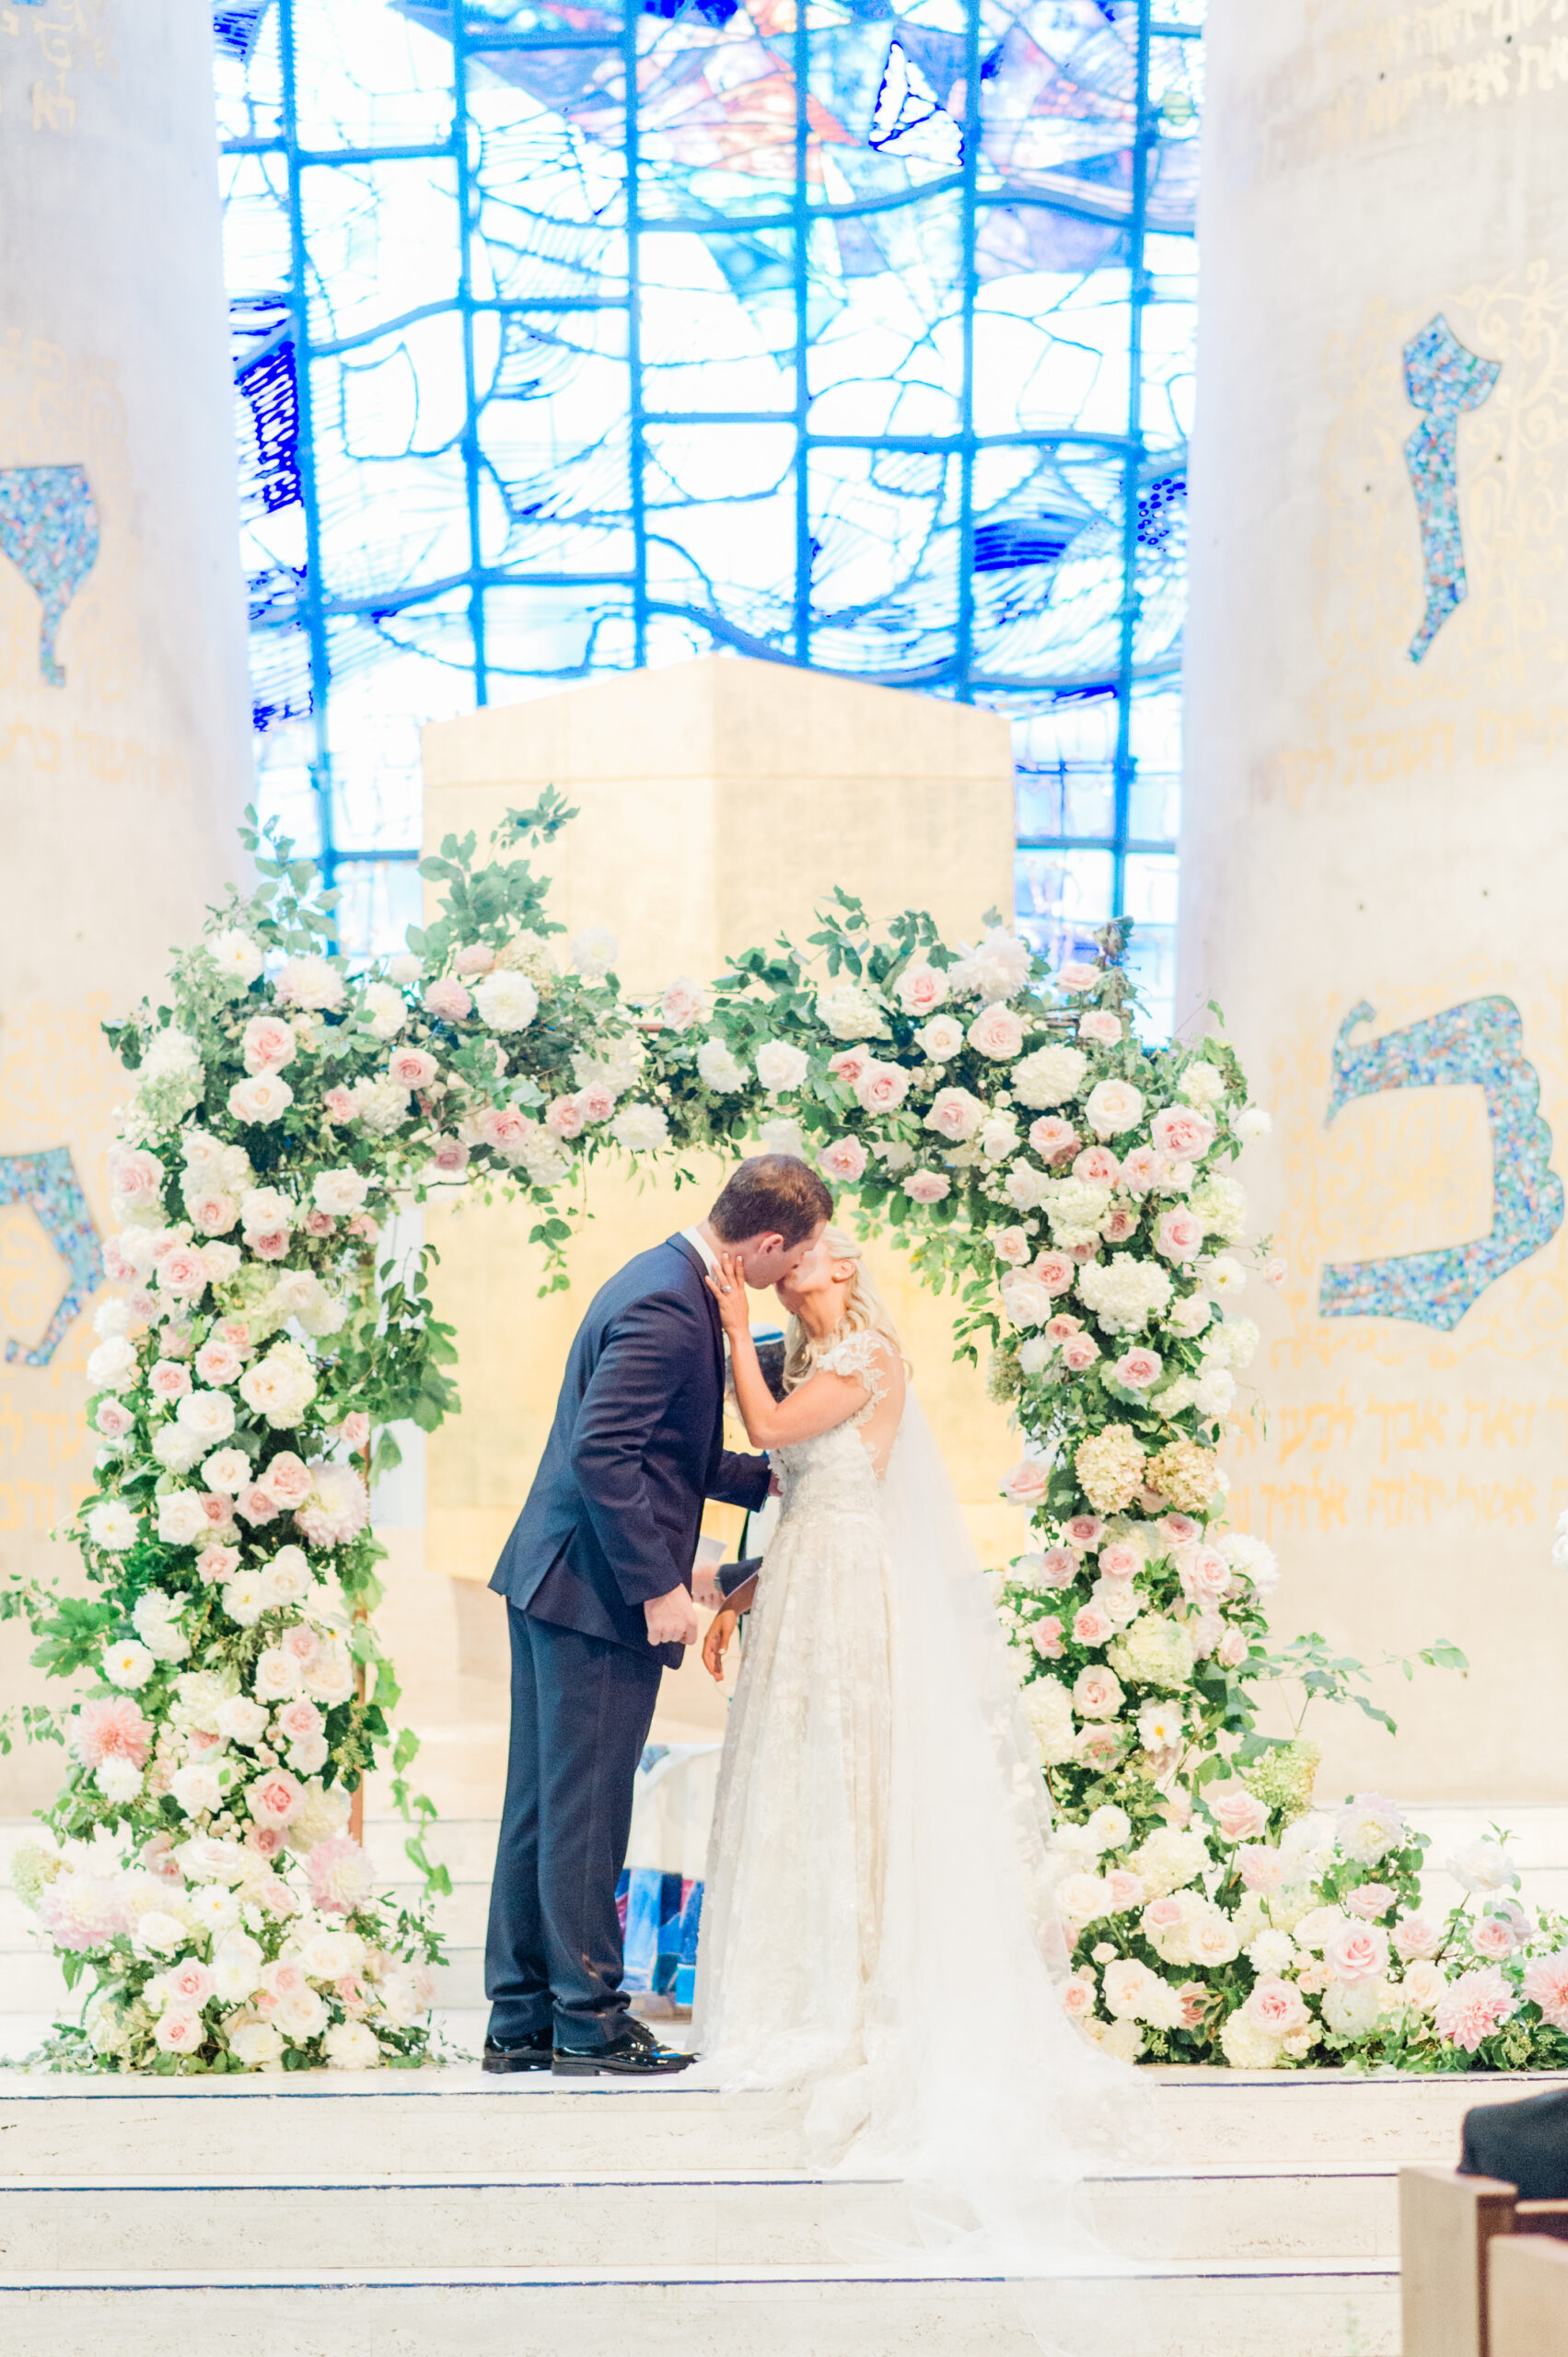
[[772, 1330, 899, 1511]]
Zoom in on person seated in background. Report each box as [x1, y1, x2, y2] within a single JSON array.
[[1461, 2085, 1568, 2198]]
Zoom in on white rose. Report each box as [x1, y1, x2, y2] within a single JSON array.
[[914, 1014, 965, 1062], [133, 1590, 191, 1662], [238, 1341, 317, 1430], [757, 1115, 807, 1159], [169, 1762, 225, 1817], [610, 1102, 670, 1154], [1011, 1044, 1088, 1109], [755, 1040, 809, 1094], [1235, 1106, 1272, 1144], [472, 970, 540, 1032], [87, 1336, 138, 1394], [176, 1389, 237, 1445], [93, 1298, 134, 1341], [229, 2020, 285, 2068], [1084, 1078, 1145, 1138], [157, 1491, 210, 1548], [213, 1695, 269, 1747], [696, 1039, 748, 1094], [1001, 1273, 1052, 1329], [227, 1074, 295, 1128], [324, 2018, 383, 2071], [239, 1186, 295, 1236]]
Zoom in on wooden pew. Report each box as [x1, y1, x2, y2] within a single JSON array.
[[1490, 2235, 1568, 2357], [1401, 2168, 1568, 2357]]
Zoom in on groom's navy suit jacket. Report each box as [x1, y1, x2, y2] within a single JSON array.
[[491, 1235, 771, 1670]]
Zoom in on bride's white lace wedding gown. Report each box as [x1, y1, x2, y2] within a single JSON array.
[[694, 1333, 1144, 2261]]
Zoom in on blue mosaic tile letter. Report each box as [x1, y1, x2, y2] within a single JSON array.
[[1318, 997, 1563, 1331], [0, 1146, 102, 1364], [0, 464, 99, 688], [1403, 315, 1499, 665]]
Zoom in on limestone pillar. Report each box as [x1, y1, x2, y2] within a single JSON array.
[[0, 4, 250, 1803], [1181, 0, 1568, 1799], [419, 656, 1027, 1736]]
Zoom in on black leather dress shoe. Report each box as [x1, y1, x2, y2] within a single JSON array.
[[552, 2019, 695, 2077], [482, 2033, 553, 2073]]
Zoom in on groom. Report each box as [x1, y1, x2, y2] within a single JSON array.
[[482, 1152, 832, 2076]]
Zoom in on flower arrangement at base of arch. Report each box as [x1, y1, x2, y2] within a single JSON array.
[[8, 802, 1541, 2078]]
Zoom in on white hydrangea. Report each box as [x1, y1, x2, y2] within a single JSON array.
[[1219, 1532, 1279, 1596], [1130, 1824, 1210, 1899], [1188, 1174, 1249, 1241], [1040, 1177, 1113, 1248], [1193, 1365, 1236, 1419], [949, 927, 1032, 1003], [570, 926, 618, 978], [1023, 1677, 1076, 1765], [1201, 1314, 1259, 1370], [353, 1078, 415, 1137], [1220, 2011, 1283, 2069], [1075, 1252, 1174, 1333], [359, 981, 408, 1041], [133, 1590, 191, 1663], [1178, 1060, 1226, 1109], [1010, 1045, 1088, 1109], [1108, 1614, 1196, 1692], [816, 982, 886, 1040], [1322, 1977, 1389, 2038], [573, 1031, 645, 1095], [755, 1040, 809, 1094]]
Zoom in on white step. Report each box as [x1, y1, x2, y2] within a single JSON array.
[[0, 2269, 1400, 2357]]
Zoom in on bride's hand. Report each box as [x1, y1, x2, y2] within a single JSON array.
[[704, 1249, 750, 1338], [703, 1604, 741, 1682]]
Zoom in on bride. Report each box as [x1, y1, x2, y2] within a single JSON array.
[[694, 1227, 1139, 2260]]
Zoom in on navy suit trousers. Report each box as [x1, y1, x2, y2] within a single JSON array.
[[483, 1606, 663, 2050]]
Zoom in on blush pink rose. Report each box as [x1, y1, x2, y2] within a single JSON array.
[[855, 1062, 910, 1114], [968, 1004, 1025, 1061], [423, 977, 473, 1021], [168, 1958, 215, 2007], [194, 1338, 243, 1386], [1178, 1544, 1230, 1604], [248, 1768, 305, 1828], [1033, 1250, 1076, 1295], [236, 1485, 280, 1527], [1078, 1011, 1122, 1045], [895, 962, 947, 1016], [304, 1208, 336, 1238], [993, 1228, 1032, 1266], [1101, 1207, 1139, 1243], [1211, 1788, 1270, 1843], [925, 1087, 985, 1143], [157, 1246, 210, 1300], [1028, 1117, 1079, 1164], [1061, 1332, 1100, 1371], [388, 1047, 439, 1092], [196, 1543, 240, 1585], [1031, 1616, 1064, 1658], [1045, 1314, 1083, 1343], [828, 1046, 873, 1087], [1073, 1602, 1114, 1647], [339, 1411, 371, 1450], [903, 1171, 950, 1204], [188, 1190, 238, 1236], [1155, 1208, 1204, 1262], [1324, 1919, 1390, 1985], [260, 1452, 314, 1508], [819, 1137, 868, 1185], [1344, 1884, 1398, 1922], [453, 944, 495, 977], [149, 1358, 192, 1402], [280, 1623, 321, 1670], [1260, 1255, 1288, 1290], [276, 1699, 324, 1744], [1114, 1347, 1162, 1389], [478, 1105, 530, 1159], [577, 1083, 615, 1124], [1060, 1976, 1095, 2020], [1238, 1844, 1285, 1894], [1215, 1626, 1249, 1668], [1243, 1977, 1309, 2038], [246, 1823, 285, 1859], [431, 1137, 470, 1174], [1472, 1914, 1518, 1958], [545, 1095, 587, 1140], [248, 1229, 290, 1262], [324, 1087, 356, 1123], [95, 1399, 134, 1441], [242, 1015, 296, 1075], [1158, 1514, 1201, 1548], [1105, 1869, 1145, 1912], [1064, 1515, 1104, 1552], [1001, 1459, 1051, 1507], [1118, 1145, 1161, 1194], [1152, 1105, 1216, 1162], [1074, 1145, 1121, 1185], [1391, 1912, 1440, 1960], [1098, 1541, 1140, 1582], [1142, 1896, 1185, 1935]]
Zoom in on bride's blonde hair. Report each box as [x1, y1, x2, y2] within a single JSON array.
[[783, 1225, 907, 1391]]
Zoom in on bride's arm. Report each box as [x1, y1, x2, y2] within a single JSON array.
[[705, 1250, 874, 1448]]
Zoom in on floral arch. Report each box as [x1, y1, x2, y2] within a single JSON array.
[[7, 798, 1541, 2079]]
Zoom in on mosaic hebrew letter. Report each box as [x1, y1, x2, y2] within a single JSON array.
[[1318, 997, 1563, 1331], [0, 1146, 101, 1364], [0, 464, 99, 686], [1403, 315, 1499, 665]]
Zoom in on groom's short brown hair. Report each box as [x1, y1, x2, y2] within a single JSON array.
[[710, 1155, 832, 1248]]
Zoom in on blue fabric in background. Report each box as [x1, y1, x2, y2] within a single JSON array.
[[617, 1869, 704, 2005]]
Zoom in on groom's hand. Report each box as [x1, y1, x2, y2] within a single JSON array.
[[644, 1583, 699, 1650]]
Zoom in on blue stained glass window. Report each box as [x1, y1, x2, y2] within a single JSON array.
[[216, 0, 1202, 1027]]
